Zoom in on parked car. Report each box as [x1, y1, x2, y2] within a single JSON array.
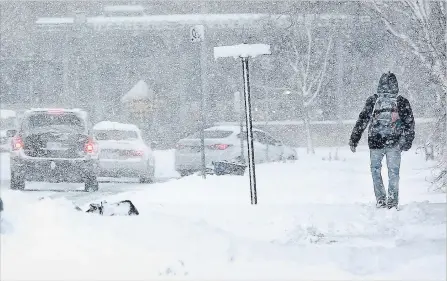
[[93, 121, 155, 183], [8, 108, 99, 191], [174, 125, 297, 176], [0, 109, 19, 152]]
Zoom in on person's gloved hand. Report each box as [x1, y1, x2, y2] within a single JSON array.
[[400, 144, 411, 152], [398, 138, 410, 152], [349, 140, 356, 153]]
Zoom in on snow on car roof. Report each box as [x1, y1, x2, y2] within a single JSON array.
[[24, 108, 88, 119], [0, 109, 17, 119], [93, 121, 140, 132], [26, 108, 85, 113], [205, 125, 261, 133]]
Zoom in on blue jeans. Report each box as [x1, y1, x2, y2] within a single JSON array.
[[370, 146, 401, 205]]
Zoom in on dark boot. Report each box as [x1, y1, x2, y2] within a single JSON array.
[[376, 200, 386, 208], [387, 199, 398, 209]]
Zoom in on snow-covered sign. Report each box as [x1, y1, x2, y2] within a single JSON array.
[[190, 25, 204, 42], [214, 44, 271, 59], [120, 80, 154, 103]]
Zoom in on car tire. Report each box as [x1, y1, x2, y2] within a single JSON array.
[[84, 176, 99, 192], [287, 154, 297, 161], [10, 171, 25, 190], [139, 175, 153, 184], [178, 170, 193, 177]]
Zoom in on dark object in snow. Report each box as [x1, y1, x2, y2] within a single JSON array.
[[213, 161, 247, 176], [86, 200, 139, 216], [0, 197, 3, 212]]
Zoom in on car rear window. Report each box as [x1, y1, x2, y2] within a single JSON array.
[[186, 130, 233, 139], [0, 117, 16, 129], [26, 113, 84, 129], [94, 130, 138, 141]]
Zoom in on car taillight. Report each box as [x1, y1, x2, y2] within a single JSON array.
[[11, 136, 24, 151], [209, 144, 231, 150], [84, 138, 95, 154], [176, 143, 185, 149], [130, 150, 144, 157], [47, 109, 64, 115]]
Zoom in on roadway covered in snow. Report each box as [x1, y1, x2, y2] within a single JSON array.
[[1, 147, 445, 280]]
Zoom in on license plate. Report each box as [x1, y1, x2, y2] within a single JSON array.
[[187, 147, 201, 152], [103, 152, 119, 159], [46, 142, 63, 150], [109, 152, 120, 158]]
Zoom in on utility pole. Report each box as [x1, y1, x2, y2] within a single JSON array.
[[190, 1, 208, 179]]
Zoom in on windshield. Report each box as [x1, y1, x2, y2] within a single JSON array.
[[0, 117, 16, 130], [25, 113, 84, 130], [186, 130, 233, 139], [94, 129, 138, 141]]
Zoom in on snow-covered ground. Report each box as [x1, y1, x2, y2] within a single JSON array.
[[1, 146, 445, 280]]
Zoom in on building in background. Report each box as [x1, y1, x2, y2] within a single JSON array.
[[0, 1, 439, 147]]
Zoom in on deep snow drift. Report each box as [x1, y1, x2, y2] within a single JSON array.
[[1, 147, 445, 280]]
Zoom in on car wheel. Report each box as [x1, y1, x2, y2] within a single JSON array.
[[139, 176, 153, 184], [10, 171, 25, 190], [287, 154, 297, 161], [84, 176, 99, 192], [178, 170, 193, 177]]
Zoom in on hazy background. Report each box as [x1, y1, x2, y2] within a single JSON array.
[[0, 1, 443, 148]]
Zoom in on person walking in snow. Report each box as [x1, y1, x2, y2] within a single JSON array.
[[349, 72, 415, 209]]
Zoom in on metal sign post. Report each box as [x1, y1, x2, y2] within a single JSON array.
[[241, 57, 257, 205], [213, 43, 271, 205], [190, 24, 207, 179]]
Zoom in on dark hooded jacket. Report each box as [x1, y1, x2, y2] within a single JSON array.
[[349, 72, 415, 150]]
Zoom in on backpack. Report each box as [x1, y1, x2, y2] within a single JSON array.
[[369, 93, 402, 138]]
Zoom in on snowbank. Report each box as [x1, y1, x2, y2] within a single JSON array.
[[1, 192, 444, 280], [1, 147, 445, 280]]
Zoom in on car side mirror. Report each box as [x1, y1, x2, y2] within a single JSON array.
[[6, 129, 17, 137]]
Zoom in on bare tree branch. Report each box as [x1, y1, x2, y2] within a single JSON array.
[[304, 37, 333, 107], [371, 0, 446, 190], [372, 1, 433, 69], [304, 21, 312, 88]]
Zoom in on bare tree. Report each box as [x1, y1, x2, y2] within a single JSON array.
[[286, 17, 333, 154], [369, 0, 446, 191]]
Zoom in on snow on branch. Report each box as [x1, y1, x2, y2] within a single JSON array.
[[286, 19, 333, 108], [371, 0, 446, 84]]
